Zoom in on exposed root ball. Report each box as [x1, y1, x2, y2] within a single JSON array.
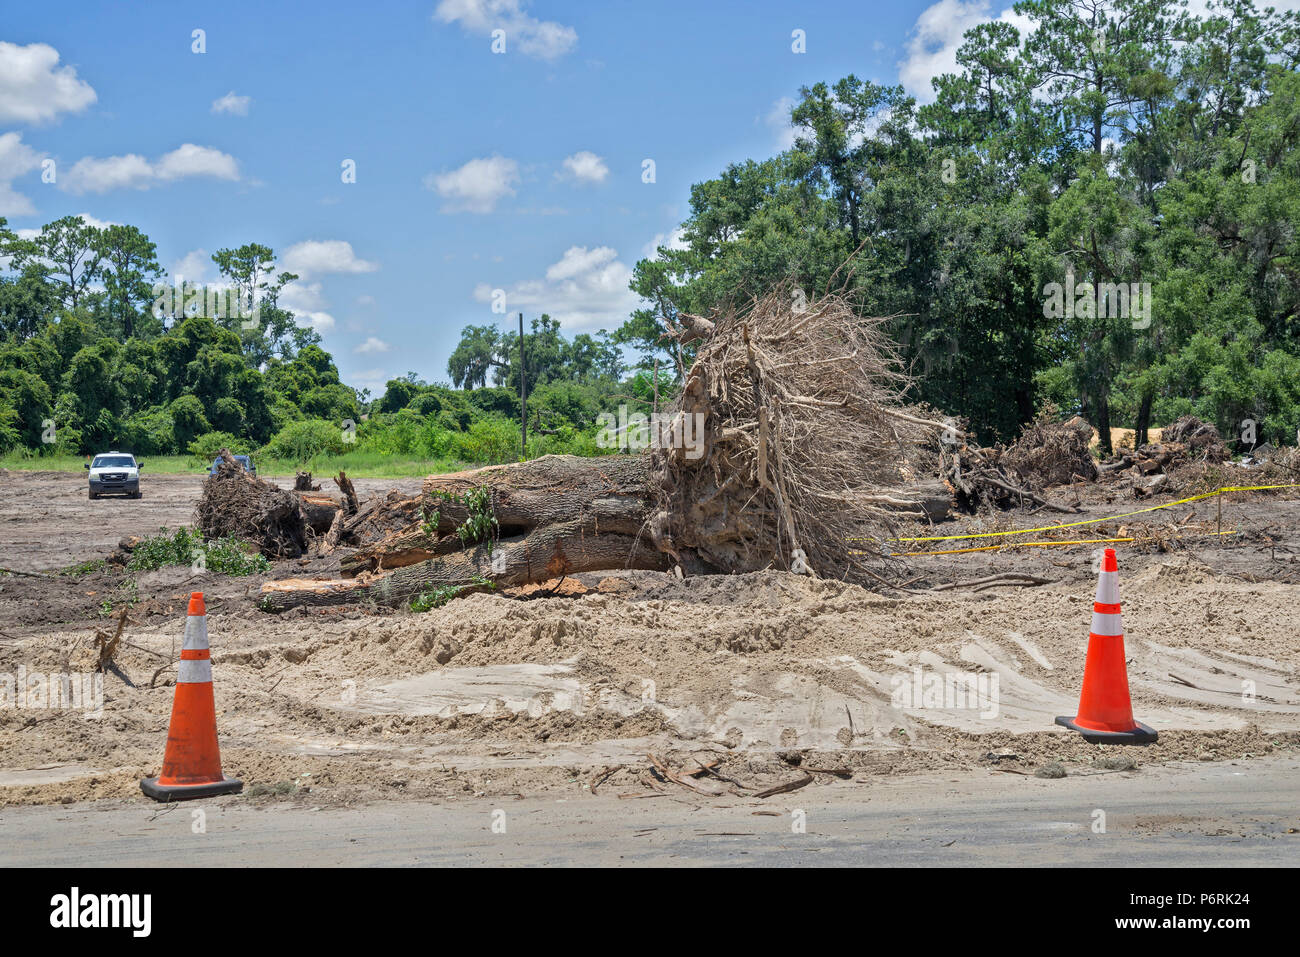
[[1001, 412, 1099, 488], [647, 283, 946, 580], [196, 450, 309, 558], [1162, 416, 1229, 462]]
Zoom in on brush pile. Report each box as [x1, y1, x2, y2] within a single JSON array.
[[196, 450, 311, 558], [1001, 412, 1099, 487], [1161, 416, 1230, 462], [939, 442, 1082, 514]]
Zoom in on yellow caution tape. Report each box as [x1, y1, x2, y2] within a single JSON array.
[[865, 529, 1239, 558], [846, 482, 1300, 544]]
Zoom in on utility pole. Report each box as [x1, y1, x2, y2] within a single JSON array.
[[518, 312, 527, 459]]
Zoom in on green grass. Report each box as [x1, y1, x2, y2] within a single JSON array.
[[0, 450, 475, 479], [0, 453, 196, 473], [275, 450, 472, 478]]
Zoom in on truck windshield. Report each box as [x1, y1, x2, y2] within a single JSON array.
[[92, 456, 135, 468]]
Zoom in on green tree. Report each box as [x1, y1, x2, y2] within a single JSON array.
[[9, 215, 105, 310], [96, 224, 162, 339]]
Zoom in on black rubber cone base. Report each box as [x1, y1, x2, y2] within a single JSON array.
[[140, 776, 243, 802], [1055, 715, 1158, 745]]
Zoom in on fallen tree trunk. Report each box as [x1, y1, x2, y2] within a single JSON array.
[[338, 455, 656, 577], [257, 285, 971, 613], [260, 518, 672, 611], [263, 453, 957, 611], [856, 479, 953, 524]]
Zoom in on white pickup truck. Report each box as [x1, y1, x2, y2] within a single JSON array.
[[86, 451, 144, 499]]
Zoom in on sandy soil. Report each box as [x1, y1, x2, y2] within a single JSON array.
[[1, 467, 1297, 810]]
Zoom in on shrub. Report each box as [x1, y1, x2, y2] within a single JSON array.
[[451, 418, 520, 464], [187, 431, 244, 462], [260, 418, 348, 461], [464, 386, 518, 418], [410, 577, 492, 612], [121, 406, 177, 456], [128, 526, 269, 576], [128, 527, 204, 571]]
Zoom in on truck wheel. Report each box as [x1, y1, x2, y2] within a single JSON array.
[[134, 491, 143, 500], [89, 490, 97, 499]]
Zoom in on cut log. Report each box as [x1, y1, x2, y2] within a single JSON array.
[[1133, 473, 1170, 498], [319, 507, 345, 556], [296, 492, 341, 534], [259, 577, 369, 611], [260, 519, 672, 612], [341, 455, 656, 577]]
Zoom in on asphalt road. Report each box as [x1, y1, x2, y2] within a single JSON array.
[[2, 756, 1297, 866]]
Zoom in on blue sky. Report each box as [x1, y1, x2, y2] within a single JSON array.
[[0, 0, 1072, 396]]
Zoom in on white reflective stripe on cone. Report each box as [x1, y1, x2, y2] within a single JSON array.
[[1094, 570, 1120, 605], [181, 615, 209, 651], [1091, 611, 1124, 636], [177, 659, 213, 684]]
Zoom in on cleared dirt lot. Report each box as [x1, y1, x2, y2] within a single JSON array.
[[1, 467, 1298, 862], [0, 470, 421, 575]]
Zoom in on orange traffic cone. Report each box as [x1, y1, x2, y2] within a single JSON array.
[[141, 592, 243, 800], [1055, 548, 1157, 744]]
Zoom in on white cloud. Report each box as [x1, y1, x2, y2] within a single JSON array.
[[0, 131, 45, 216], [169, 249, 214, 283], [275, 243, 379, 338], [434, 0, 578, 60], [211, 91, 251, 116], [59, 143, 240, 195], [763, 96, 798, 151], [62, 153, 153, 194], [545, 244, 617, 281], [300, 311, 336, 333], [279, 280, 330, 314], [354, 336, 390, 354], [473, 243, 641, 333], [899, 1, 1033, 104], [559, 150, 609, 184], [424, 155, 519, 213], [0, 42, 97, 124], [155, 144, 240, 181], [281, 240, 379, 279], [356, 294, 375, 306], [640, 227, 687, 261]]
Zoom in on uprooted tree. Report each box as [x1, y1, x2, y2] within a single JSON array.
[[256, 285, 959, 612]]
